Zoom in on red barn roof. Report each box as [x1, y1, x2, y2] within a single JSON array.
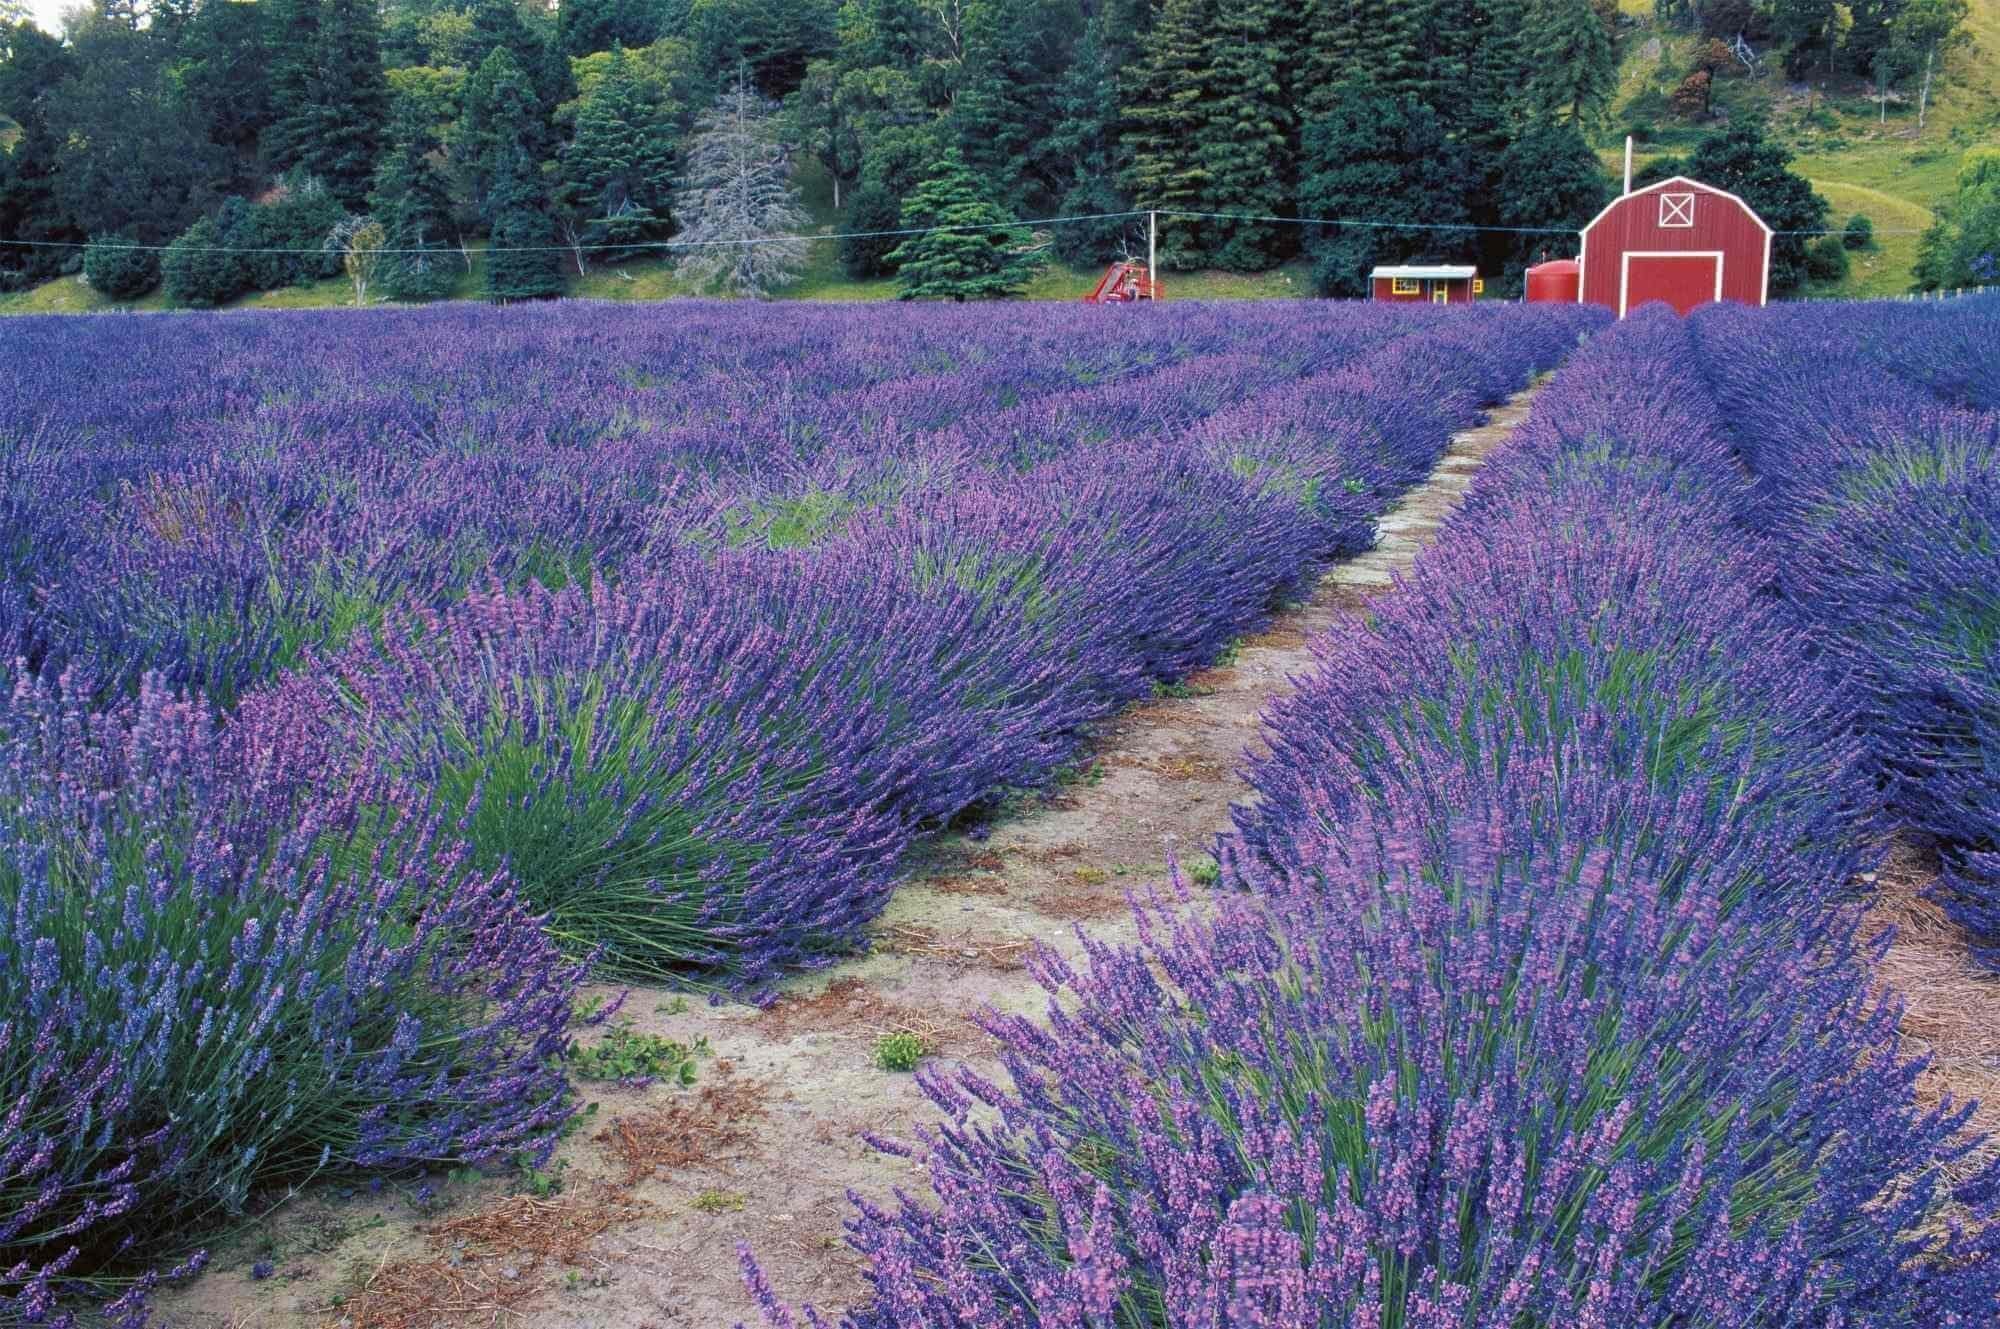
[[1577, 176, 1771, 317]]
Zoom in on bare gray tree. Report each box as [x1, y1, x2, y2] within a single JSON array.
[[672, 71, 811, 299]]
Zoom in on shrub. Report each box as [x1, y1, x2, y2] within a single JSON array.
[[1805, 234, 1850, 281], [81, 234, 159, 300], [0, 673, 583, 1324], [840, 182, 904, 279], [162, 216, 248, 308], [1843, 212, 1874, 250]]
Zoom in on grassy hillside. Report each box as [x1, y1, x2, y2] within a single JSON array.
[[1609, 0, 1999, 296]]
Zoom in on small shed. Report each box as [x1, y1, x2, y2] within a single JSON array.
[[1576, 175, 1771, 317], [1371, 264, 1480, 304], [1524, 258, 1581, 304]]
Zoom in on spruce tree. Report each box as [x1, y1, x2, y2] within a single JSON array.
[[885, 146, 1042, 300], [294, 0, 390, 208], [370, 98, 459, 300], [1120, 0, 1214, 268], [452, 45, 547, 227], [1521, 0, 1617, 126], [262, 0, 320, 174], [1300, 0, 1427, 114], [484, 143, 565, 301], [955, 0, 1084, 217], [556, 44, 676, 263], [1299, 92, 1470, 296]]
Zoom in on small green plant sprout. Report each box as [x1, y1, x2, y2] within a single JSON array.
[[874, 1031, 929, 1072], [1342, 477, 1368, 493], [1215, 636, 1245, 667], [1186, 856, 1222, 888], [567, 1022, 706, 1085], [691, 1188, 746, 1214], [514, 1156, 567, 1198]]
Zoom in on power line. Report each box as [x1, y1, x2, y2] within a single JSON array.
[[0, 204, 1921, 259]]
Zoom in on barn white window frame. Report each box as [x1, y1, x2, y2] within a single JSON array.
[[1617, 250, 1724, 317], [1659, 193, 1697, 228]]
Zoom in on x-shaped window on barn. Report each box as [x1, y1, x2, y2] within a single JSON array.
[[1659, 193, 1696, 228]]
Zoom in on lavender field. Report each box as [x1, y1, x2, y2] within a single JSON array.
[[3, 295, 1998, 1328]]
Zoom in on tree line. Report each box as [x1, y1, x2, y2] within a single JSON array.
[[0, 0, 1932, 304]]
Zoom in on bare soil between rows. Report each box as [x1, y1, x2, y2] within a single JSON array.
[[152, 384, 2000, 1328]]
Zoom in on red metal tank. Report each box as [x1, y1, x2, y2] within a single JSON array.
[[1525, 259, 1581, 303]]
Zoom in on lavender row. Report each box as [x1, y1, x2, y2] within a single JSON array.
[[754, 310, 1999, 1326], [1689, 299, 2000, 956], [2, 301, 1445, 706], [0, 301, 1590, 1325]]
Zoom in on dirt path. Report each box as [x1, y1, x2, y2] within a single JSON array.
[[159, 389, 1538, 1329]]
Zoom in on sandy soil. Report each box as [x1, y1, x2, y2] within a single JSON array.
[[151, 387, 1539, 1329]]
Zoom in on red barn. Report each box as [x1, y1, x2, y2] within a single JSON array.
[[1370, 264, 1480, 304], [1576, 176, 1770, 317]]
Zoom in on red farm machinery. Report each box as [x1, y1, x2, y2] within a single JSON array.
[[1082, 261, 1159, 304]]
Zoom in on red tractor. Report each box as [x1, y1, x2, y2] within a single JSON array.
[[1082, 261, 1159, 304]]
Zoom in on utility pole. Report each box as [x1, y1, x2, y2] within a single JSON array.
[[1147, 210, 1157, 300]]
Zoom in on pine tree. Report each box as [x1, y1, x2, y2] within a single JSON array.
[[1120, 0, 1214, 268], [483, 143, 565, 300], [671, 72, 812, 297], [1521, 0, 1617, 126], [556, 44, 676, 264], [955, 0, 1084, 216], [885, 145, 1042, 300], [1197, 0, 1292, 270], [292, 0, 390, 208], [1487, 118, 1611, 289], [370, 98, 458, 300], [262, 0, 320, 174], [452, 45, 547, 227], [1299, 92, 1470, 296]]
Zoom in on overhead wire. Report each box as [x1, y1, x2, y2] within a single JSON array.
[[0, 203, 1928, 258]]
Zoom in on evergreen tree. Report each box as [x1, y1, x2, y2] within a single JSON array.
[[291, 0, 390, 208], [955, 0, 1084, 217], [483, 143, 565, 300], [371, 98, 459, 299], [671, 73, 811, 297], [261, 0, 320, 173], [1769, 0, 1838, 77], [0, 19, 81, 291], [46, 18, 228, 244], [1521, 0, 1617, 125], [1299, 91, 1469, 296], [885, 145, 1041, 299], [1636, 121, 1829, 294], [162, 211, 248, 306], [840, 180, 903, 277], [1122, 0, 1290, 271], [1120, 0, 1211, 268], [82, 232, 159, 299], [452, 45, 547, 227], [1046, 14, 1137, 266], [1486, 118, 1611, 290], [1197, 0, 1291, 270], [1299, 0, 1426, 114], [556, 44, 677, 263]]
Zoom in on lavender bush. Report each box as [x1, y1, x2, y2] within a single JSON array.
[[745, 309, 1999, 1327], [1690, 298, 2000, 953], [0, 671, 584, 1325]]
